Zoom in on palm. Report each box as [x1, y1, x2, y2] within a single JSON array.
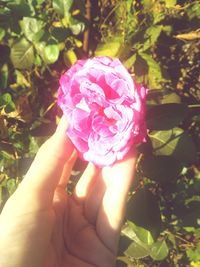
[[44, 186, 116, 267]]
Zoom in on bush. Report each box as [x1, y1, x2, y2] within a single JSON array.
[[0, 0, 199, 266]]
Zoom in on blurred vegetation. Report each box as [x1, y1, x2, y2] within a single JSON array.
[[0, 0, 200, 266]]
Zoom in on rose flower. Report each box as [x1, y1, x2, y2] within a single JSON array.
[[58, 56, 147, 167]]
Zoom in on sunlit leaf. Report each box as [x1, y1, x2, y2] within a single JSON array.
[[52, 0, 73, 17], [0, 27, 5, 40], [69, 18, 85, 35], [125, 241, 150, 259], [164, 0, 177, 8], [175, 30, 200, 41], [0, 64, 8, 90], [20, 17, 43, 42], [143, 25, 163, 50], [36, 40, 59, 64], [122, 221, 154, 245], [64, 49, 77, 67], [186, 242, 200, 261], [0, 93, 15, 113], [150, 239, 169, 260], [117, 256, 135, 267], [139, 52, 164, 89], [149, 128, 197, 164], [10, 38, 35, 69], [95, 37, 123, 58]]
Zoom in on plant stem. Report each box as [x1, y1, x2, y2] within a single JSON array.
[[83, 0, 91, 55]]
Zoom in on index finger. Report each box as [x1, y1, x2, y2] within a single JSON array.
[[19, 117, 74, 199]]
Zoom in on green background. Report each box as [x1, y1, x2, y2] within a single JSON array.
[[0, 0, 200, 266]]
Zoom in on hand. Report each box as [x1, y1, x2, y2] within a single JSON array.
[[0, 117, 136, 267]]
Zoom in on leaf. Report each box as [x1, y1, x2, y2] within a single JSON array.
[[51, 27, 70, 42], [95, 37, 123, 58], [125, 241, 150, 259], [186, 242, 200, 261], [143, 25, 163, 51], [187, 3, 200, 20], [36, 40, 59, 64], [10, 38, 35, 69], [126, 188, 162, 239], [0, 27, 5, 41], [139, 52, 164, 89], [146, 103, 189, 130], [0, 64, 9, 90], [149, 128, 197, 164], [0, 93, 15, 113], [124, 54, 137, 69], [20, 17, 43, 42], [15, 70, 30, 88], [63, 49, 77, 67], [175, 30, 200, 41], [164, 0, 177, 8], [117, 256, 135, 267], [150, 239, 169, 260], [52, 0, 73, 17], [6, 179, 17, 195], [44, 43, 59, 64], [122, 221, 154, 245], [147, 90, 181, 105], [69, 18, 85, 35], [140, 155, 182, 183]]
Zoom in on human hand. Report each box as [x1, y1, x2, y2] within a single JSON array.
[[0, 117, 136, 267]]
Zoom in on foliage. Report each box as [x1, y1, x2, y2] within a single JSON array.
[[0, 0, 200, 266]]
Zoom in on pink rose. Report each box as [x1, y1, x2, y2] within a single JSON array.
[[58, 56, 147, 167]]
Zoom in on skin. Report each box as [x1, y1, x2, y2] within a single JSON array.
[[0, 117, 136, 267]]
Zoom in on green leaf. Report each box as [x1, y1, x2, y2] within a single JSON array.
[[0, 93, 15, 113], [150, 239, 169, 260], [149, 128, 197, 164], [146, 103, 189, 130], [141, 0, 153, 9], [6, 179, 17, 195], [5, 1, 32, 18], [187, 3, 200, 20], [0, 27, 5, 41], [117, 256, 136, 267], [20, 17, 43, 42], [125, 241, 150, 259], [124, 54, 137, 69], [186, 242, 200, 261], [143, 26, 163, 51], [95, 37, 123, 58], [147, 90, 181, 105], [140, 155, 182, 183], [64, 49, 77, 67], [164, 0, 177, 8], [126, 188, 161, 239], [122, 221, 154, 245], [36, 0, 45, 4], [139, 52, 164, 89], [44, 43, 59, 64], [10, 38, 35, 69], [52, 0, 73, 17], [0, 64, 9, 90], [36, 40, 59, 64], [69, 19, 85, 35]]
